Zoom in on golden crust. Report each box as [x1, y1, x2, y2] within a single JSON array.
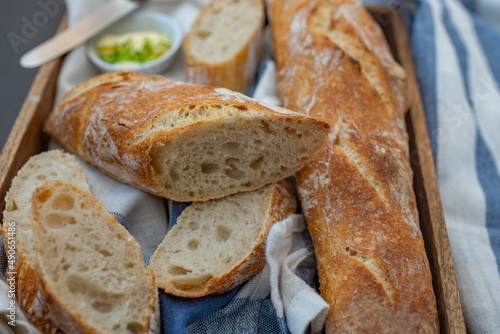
[[268, 0, 439, 332], [0, 233, 60, 334], [184, 0, 265, 93]]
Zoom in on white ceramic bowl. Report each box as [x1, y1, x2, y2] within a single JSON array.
[[87, 9, 182, 74]]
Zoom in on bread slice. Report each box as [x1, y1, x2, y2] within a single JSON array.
[[44, 71, 330, 202], [185, 0, 265, 93], [1, 150, 90, 334], [31, 180, 159, 334], [150, 179, 297, 298]]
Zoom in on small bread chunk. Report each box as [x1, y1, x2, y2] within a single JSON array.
[[185, 0, 265, 93], [1, 150, 89, 334], [150, 179, 297, 298], [44, 71, 330, 202], [31, 181, 159, 334]]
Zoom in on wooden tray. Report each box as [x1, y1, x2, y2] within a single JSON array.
[[0, 7, 466, 334]]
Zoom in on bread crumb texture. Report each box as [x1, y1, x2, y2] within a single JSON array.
[[185, 0, 265, 92], [150, 180, 296, 297], [31, 181, 157, 334], [3, 150, 89, 262], [1, 150, 89, 334]]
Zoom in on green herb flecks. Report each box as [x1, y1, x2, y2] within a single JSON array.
[[98, 34, 172, 65]]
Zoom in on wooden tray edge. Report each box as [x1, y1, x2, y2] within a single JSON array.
[[0, 16, 67, 215]]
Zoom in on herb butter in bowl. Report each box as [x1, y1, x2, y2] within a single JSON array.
[[88, 9, 182, 74]]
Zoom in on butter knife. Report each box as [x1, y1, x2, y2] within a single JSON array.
[[20, 0, 140, 69]]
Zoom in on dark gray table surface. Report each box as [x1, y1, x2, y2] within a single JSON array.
[[0, 0, 66, 153]]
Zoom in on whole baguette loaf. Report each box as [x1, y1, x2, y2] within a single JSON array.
[[185, 0, 264, 93], [44, 71, 329, 202], [267, 0, 439, 332], [150, 179, 296, 298], [31, 180, 159, 334], [1, 150, 90, 334]]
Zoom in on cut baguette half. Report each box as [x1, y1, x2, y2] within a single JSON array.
[[185, 0, 265, 93], [1, 150, 90, 334], [150, 179, 297, 298], [44, 71, 330, 202], [31, 181, 159, 334]]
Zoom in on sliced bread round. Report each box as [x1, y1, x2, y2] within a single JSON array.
[[1, 150, 90, 334], [150, 179, 297, 298], [31, 181, 159, 334]]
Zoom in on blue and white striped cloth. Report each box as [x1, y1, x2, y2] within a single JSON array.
[[1, 0, 500, 333], [408, 0, 500, 332]]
